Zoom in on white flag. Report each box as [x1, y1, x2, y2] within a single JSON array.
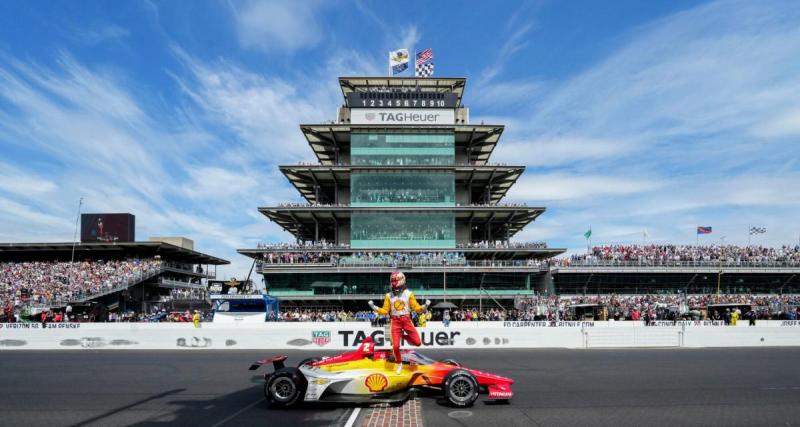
[[389, 49, 409, 75]]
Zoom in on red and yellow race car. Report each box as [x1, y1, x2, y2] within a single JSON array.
[[250, 337, 514, 408]]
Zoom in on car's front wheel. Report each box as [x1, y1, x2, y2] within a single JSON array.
[[443, 369, 479, 407], [265, 368, 306, 408]]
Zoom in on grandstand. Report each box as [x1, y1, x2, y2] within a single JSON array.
[[238, 76, 565, 309], [0, 241, 228, 320], [554, 244, 800, 295]]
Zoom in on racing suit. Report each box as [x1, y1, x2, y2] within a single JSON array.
[[371, 289, 426, 365]]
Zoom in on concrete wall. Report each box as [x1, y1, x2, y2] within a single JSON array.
[[2, 321, 799, 351]]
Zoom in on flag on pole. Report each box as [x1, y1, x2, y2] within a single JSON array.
[[583, 227, 592, 239], [697, 226, 712, 235], [416, 62, 434, 77], [415, 48, 434, 77], [749, 226, 766, 235], [416, 48, 433, 65], [389, 49, 409, 75]]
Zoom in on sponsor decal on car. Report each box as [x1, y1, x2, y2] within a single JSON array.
[[311, 330, 331, 346], [365, 373, 389, 392]]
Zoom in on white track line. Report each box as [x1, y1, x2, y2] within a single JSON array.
[[344, 407, 361, 427], [211, 398, 262, 427]]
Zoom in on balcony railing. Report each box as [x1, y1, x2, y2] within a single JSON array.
[[258, 259, 550, 270]]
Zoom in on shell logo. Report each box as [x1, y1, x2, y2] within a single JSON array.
[[393, 300, 406, 311], [364, 373, 389, 392]]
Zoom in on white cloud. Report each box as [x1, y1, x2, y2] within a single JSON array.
[[493, 136, 636, 167], [229, 0, 328, 53], [752, 108, 800, 138], [0, 162, 58, 196], [172, 49, 331, 162], [508, 174, 661, 202], [492, 0, 800, 251], [74, 24, 130, 45]]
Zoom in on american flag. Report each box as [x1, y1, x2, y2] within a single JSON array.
[[416, 62, 434, 78], [416, 48, 433, 65], [697, 226, 712, 235]]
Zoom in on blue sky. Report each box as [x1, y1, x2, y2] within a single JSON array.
[[0, 0, 799, 278]]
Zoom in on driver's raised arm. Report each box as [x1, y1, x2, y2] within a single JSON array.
[[368, 294, 391, 315]]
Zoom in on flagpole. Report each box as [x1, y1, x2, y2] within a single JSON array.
[[69, 197, 83, 301]]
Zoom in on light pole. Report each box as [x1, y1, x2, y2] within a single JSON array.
[[716, 236, 726, 303]]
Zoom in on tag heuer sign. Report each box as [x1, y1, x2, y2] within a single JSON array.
[[312, 330, 331, 346], [351, 108, 455, 125]]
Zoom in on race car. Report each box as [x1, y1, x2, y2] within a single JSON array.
[[249, 337, 514, 408]]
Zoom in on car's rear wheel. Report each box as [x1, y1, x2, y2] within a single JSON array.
[[439, 358, 461, 366], [265, 368, 306, 408], [297, 357, 321, 367], [443, 369, 479, 407]]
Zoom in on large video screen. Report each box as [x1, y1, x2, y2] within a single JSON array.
[[80, 213, 135, 243]]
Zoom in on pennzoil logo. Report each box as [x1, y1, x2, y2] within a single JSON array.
[[364, 373, 388, 392], [311, 331, 331, 346]]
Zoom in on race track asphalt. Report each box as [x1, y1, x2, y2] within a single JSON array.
[[0, 347, 799, 427]]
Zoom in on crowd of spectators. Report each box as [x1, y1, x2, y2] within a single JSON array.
[[566, 245, 800, 267], [259, 294, 800, 323], [273, 309, 375, 322], [257, 241, 349, 250], [0, 259, 162, 308], [351, 223, 454, 241], [514, 294, 800, 321], [457, 241, 547, 249]]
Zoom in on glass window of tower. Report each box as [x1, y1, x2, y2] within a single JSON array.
[[351, 172, 455, 206], [351, 212, 455, 248], [351, 132, 455, 166]]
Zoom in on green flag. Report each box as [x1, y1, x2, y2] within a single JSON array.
[[584, 228, 592, 239]]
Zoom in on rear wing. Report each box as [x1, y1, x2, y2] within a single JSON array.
[[249, 355, 288, 371]]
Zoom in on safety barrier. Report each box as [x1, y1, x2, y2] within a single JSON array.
[[1, 321, 799, 350]]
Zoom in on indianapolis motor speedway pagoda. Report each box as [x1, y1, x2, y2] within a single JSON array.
[[238, 76, 565, 310]]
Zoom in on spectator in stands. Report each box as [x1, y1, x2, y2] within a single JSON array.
[[192, 310, 201, 328]]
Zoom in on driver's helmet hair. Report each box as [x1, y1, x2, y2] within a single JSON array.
[[390, 271, 406, 292]]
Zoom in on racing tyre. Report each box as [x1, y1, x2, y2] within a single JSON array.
[[439, 358, 461, 367], [265, 367, 306, 408], [443, 369, 479, 407], [297, 357, 321, 367]]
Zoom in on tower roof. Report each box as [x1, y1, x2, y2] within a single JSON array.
[[300, 123, 503, 165], [339, 76, 466, 107]]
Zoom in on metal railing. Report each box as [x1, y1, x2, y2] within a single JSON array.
[[258, 260, 551, 269], [49, 263, 165, 306], [159, 278, 206, 289]]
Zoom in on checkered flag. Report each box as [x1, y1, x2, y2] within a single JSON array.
[[749, 226, 766, 235], [416, 62, 434, 78]]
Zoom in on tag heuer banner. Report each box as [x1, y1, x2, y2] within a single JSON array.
[[351, 108, 455, 125]]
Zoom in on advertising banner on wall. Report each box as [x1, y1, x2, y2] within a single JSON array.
[[351, 108, 455, 126]]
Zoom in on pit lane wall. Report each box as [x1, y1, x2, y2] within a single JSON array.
[[2, 321, 800, 350]]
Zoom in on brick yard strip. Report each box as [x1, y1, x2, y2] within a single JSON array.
[[360, 398, 423, 427]]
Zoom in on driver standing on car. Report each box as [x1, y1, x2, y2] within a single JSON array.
[[368, 271, 430, 374]]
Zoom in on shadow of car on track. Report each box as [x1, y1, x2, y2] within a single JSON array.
[[119, 385, 346, 427]]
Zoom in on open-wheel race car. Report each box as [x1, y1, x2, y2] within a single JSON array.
[[249, 337, 514, 408]]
